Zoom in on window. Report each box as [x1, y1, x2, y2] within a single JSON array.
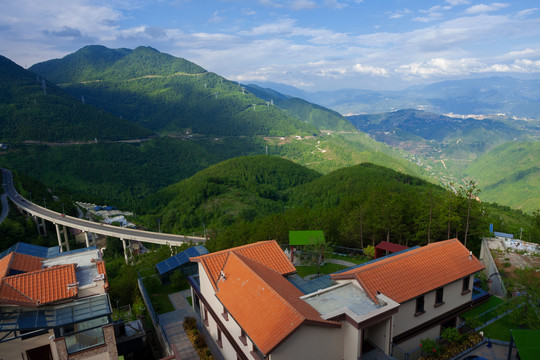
[[435, 287, 444, 307], [203, 308, 209, 326], [239, 328, 247, 346], [217, 328, 223, 348], [462, 276, 471, 295], [415, 295, 425, 316]]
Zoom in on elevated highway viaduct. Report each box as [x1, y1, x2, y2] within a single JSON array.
[[1, 168, 205, 262]]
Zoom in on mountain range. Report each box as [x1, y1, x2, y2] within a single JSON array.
[[0, 45, 539, 215], [253, 77, 540, 119]]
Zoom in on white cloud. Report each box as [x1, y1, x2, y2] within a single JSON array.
[[445, 0, 470, 6], [465, 3, 510, 15], [353, 63, 389, 76]]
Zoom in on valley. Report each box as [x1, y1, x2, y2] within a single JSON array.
[[0, 45, 539, 253]]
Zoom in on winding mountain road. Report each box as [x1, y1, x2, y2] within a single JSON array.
[[1, 168, 205, 250]]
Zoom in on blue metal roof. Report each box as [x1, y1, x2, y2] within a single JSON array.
[[494, 231, 513, 239], [156, 245, 209, 275], [0, 242, 97, 260]]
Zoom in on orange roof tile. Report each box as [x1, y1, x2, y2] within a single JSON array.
[[192, 240, 296, 290], [332, 239, 484, 303], [0, 253, 14, 279], [10, 253, 43, 273], [0, 253, 44, 279], [0, 264, 78, 306], [216, 253, 339, 355], [95, 260, 109, 290]]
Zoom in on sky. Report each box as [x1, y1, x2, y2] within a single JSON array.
[[1, 0, 540, 91]]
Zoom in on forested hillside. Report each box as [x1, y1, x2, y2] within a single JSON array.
[[138, 157, 536, 254], [140, 156, 320, 232], [0, 55, 152, 142], [245, 84, 357, 132], [0, 138, 266, 206], [465, 142, 540, 213], [29, 46, 317, 136]]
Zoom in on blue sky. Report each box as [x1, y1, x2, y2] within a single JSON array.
[[1, 0, 539, 90]]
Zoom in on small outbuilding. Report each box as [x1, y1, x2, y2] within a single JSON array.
[[375, 241, 409, 259]]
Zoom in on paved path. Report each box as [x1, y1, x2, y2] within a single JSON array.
[[159, 290, 225, 360], [326, 258, 357, 267]]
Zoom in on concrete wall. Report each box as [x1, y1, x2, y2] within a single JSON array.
[[393, 278, 472, 337], [269, 325, 343, 360], [480, 238, 507, 297]]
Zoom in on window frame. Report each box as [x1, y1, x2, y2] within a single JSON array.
[[415, 295, 425, 316], [462, 276, 471, 295], [435, 287, 444, 307]]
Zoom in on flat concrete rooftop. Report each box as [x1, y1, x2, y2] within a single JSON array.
[[303, 282, 381, 317]]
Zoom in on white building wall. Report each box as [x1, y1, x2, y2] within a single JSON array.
[[342, 321, 362, 360], [393, 277, 472, 337], [196, 264, 255, 360], [396, 325, 441, 355], [366, 317, 392, 354], [0, 329, 57, 360], [269, 325, 343, 360]]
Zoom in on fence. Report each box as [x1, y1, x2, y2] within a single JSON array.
[[137, 278, 173, 357]]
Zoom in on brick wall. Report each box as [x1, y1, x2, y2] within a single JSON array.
[[53, 324, 118, 360]]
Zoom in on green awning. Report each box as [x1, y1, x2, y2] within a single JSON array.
[[510, 329, 540, 360], [289, 231, 325, 246]]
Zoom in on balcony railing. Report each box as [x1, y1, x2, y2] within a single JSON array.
[[65, 327, 105, 354]]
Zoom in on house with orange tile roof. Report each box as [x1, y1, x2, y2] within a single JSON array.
[[0, 243, 118, 360], [189, 238, 484, 360]]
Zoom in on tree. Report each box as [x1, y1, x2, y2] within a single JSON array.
[[507, 266, 540, 329], [298, 239, 333, 277], [458, 180, 481, 247]]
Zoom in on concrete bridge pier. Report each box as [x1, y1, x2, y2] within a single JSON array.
[[121, 238, 132, 264], [33, 215, 47, 236], [83, 231, 97, 248], [55, 223, 70, 252]]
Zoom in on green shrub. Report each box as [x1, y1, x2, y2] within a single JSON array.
[[195, 334, 207, 349], [441, 327, 461, 344], [183, 316, 197, 330], [420, 337, 439, 356]]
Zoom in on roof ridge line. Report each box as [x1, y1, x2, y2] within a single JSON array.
[[349, 239, 458, 275], [5, 263, 73, 280], [229, 253, 305, 321], [0, 279, 36, 304]]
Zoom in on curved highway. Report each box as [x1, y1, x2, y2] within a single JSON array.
[[1, 168, 205, 247]]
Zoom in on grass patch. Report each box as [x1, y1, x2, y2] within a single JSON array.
[[296, 263, 348, 278], [462, 296, 504, 320], [481, 314, 515, 341], [147, 282, 182, 314], [151, 293, 175, 314]]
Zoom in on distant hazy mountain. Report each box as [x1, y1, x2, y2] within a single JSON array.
[[29, 46, 316, 137], [254, 77, 540, 119], [245, 84, 357, 132], [347, 109, 535, 172], [0, 55, 151, 142]]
